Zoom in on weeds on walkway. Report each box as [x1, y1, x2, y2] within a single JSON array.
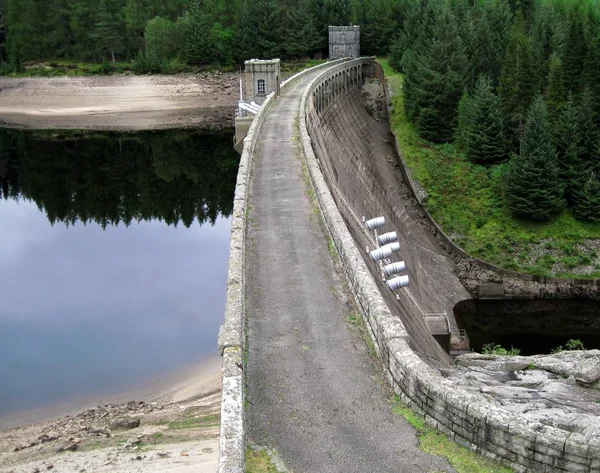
[[245, 448, 280, 473], [392, 396, 513, 473]]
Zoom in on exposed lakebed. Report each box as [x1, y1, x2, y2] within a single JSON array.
[[0, 128, 239, 424]]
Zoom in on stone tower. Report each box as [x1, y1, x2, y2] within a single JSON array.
[[243, 59, 281, 106], [329, 26, 360, 59]]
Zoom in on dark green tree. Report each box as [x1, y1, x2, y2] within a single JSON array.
[[499, 13, 539, 150], [572, 171, 600, 222], [359, 0, 401, 56], [455, 89, 474, 151], [582, 32, 600, 126], [562, 11, 587, 95], [183, 2, 214, 66], [323, 0, 351, 27], [236, 0, 282, 60], [464, 75, 507, 163], [578, 87, 599, 171], [6, 0, 37, 70], [545, 53, 567, 123], [403, 2, 468, 142], [282, 0, 321, 58], [506, 95, 564, 220], [88, 0, 123, 63], [554, 94, 584, 203]]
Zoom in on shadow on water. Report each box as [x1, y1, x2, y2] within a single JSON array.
[[0, 128, 239, 227], [0, 128, 239, 422], [454, 298, 600, 355]]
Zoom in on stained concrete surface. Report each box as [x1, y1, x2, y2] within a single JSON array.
[[246, 68, 455, 472]]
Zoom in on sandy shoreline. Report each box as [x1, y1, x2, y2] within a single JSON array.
[[0, 73, 239, 130], [0, 357, 222, 473], [0, 357, 222, 431]]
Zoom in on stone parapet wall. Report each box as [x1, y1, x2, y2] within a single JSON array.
[[299, 59, 598, 473], [216, 58, 349, 473]]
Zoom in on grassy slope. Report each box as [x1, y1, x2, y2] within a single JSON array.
[[379, 59, 600, 279]]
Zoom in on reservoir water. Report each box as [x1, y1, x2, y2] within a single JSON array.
[[0, 128, 239, 425], [454, 298, 600, 355]]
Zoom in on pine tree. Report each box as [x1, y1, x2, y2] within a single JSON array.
[[89, 0, 123, 63], [506, 95, 564, 220], [554, 94, 584, 204], [183, 2, 214, 66], [236, 0, 282, 60], [562, 11, 587, 95], [499, 13, 538, 151], [6, 0, 38, 70], [582, 33, 600, 128], [545, 53, 567, 124], [323, 0, 351, 26], [360, 0, 400, 56], [482, 0, 512, 87], [572, 172, 600, 222], [282, 0, 321, 59], [403, 3, 469, 143], [464, 75, 507, 163], [578, 87, 599, 171], [455, 89, 474, 151]]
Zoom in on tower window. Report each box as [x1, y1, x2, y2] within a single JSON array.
[[257, 79, 266, 96]]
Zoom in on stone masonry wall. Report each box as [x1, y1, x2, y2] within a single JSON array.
[[216, 58, 349, 473], [299, 59, 599, 473]]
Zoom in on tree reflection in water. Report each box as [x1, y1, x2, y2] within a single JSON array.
[[0, 128, 239, 228]]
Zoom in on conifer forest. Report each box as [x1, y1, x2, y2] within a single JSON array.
[[0, 0, 599, 226]]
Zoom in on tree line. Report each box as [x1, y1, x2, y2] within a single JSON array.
[[391, 0, 600, 222], [1, 0, 598, 223], [0, 0, 406, 73]]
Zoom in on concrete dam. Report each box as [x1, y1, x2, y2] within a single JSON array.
[[218, 59, 600, 473]]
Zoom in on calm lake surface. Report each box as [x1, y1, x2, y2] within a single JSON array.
[[454, 298, 600, 355], [0, 129, 239, 423]]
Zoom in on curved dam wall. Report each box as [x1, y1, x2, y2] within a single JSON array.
[[300, 59, 598, 473], [306, 60, 468, 357]]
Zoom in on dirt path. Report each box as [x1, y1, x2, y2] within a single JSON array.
[[0, 362, 222, 473], [0, 73, 238, 130]]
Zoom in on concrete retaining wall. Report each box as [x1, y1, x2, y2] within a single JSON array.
[[299, 59, 598, 473], [216, 58, 349, 473]]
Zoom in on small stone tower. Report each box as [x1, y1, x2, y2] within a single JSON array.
[[243, 59, 281, 106], [329, 26, 360, 59]]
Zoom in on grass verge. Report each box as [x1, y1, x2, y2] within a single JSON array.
[[378, 58, 600, 279], [245, 447, 282, 473], [168, 413, 220, 430], [392, 396, 513, 473]]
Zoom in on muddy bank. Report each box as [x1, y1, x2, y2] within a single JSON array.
[[0, 361, 221, 473], [0, 73, 238, 130]]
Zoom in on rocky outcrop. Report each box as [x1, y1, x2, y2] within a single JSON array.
[[452, 351, 600, 437]]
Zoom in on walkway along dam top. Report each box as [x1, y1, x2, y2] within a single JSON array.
[[218, 58, 600, 473]]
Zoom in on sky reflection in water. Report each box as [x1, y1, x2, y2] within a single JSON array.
[[0, 129, 237, 420], [0, 199, 230, 417]]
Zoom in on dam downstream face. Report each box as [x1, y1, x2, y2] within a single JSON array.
[[0, 128, 239, 424], [454, 298, 600, 355]]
